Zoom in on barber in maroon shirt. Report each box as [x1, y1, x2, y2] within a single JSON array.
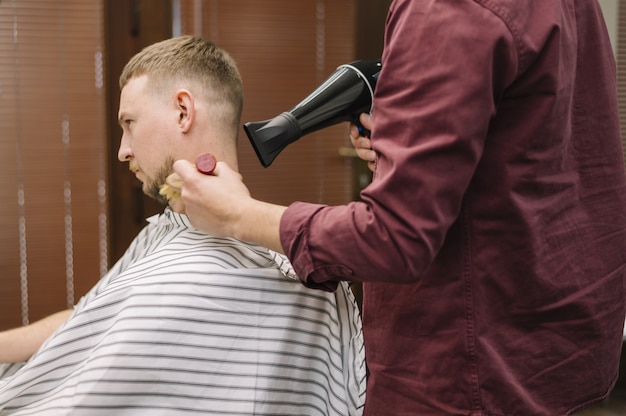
[[174, 0, 626, 414]]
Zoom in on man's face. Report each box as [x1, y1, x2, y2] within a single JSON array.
[[117, 75, 177, 204]]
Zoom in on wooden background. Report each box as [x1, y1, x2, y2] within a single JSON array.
[[0, 0, 391, 330]]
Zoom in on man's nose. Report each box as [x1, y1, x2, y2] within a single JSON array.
[[118, 135, 133, 162]]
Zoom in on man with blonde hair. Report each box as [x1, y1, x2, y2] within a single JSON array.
[[0, 36, 365, 416]]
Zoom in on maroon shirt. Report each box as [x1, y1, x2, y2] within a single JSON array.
[[281, 0, 626, 414]]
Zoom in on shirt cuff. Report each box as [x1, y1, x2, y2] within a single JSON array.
[[280, 202, 343, 292]]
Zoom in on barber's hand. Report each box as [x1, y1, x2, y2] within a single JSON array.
[[172, 159, 250, 237], [349, 113, 376, 172]]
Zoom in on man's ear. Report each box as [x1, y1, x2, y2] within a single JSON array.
[[176, 90, 194, 133]]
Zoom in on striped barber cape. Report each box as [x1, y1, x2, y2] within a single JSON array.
[[0, 210, 366, 415]]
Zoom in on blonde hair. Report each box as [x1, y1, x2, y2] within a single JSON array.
[[120, 35, 243, 135]]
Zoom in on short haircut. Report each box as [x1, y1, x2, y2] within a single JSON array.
[[120, 35, 243, 133]]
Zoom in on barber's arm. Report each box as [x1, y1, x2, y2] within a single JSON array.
[[0, 309, 72, 363], [173, 159, 286, 253]]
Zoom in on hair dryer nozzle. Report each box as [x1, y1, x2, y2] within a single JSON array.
[[244, 59, 381, 167], [244, 113, 301, 168]]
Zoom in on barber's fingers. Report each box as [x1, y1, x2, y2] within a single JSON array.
[[349, 128, 376, 165], [173, 159, 201, 181], [348, 113, 376, 172], [349, 114, 374, 148], [359, 113, 373, 131], [350, 134, 372, 150], [209, 161, 242, 181]]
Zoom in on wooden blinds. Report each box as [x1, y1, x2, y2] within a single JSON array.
[[0, 1, 108, 329]]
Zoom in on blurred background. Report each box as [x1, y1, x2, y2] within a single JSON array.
[[0, 0, 392, 328], [0, 0, 621, 333]]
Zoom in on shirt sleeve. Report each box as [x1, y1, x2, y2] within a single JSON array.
[[280, 0, 518, 288]]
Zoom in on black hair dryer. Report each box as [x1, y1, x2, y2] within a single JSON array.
[[244, 59, 381, 167]]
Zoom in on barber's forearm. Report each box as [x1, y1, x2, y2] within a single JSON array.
[[234, 200, 287, 254], [0, 309, 72, 363]]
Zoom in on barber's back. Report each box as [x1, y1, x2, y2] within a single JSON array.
[[361, 1, 626, 415]]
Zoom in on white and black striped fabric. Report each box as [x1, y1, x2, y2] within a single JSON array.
[[0, 210, 366, 415]]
